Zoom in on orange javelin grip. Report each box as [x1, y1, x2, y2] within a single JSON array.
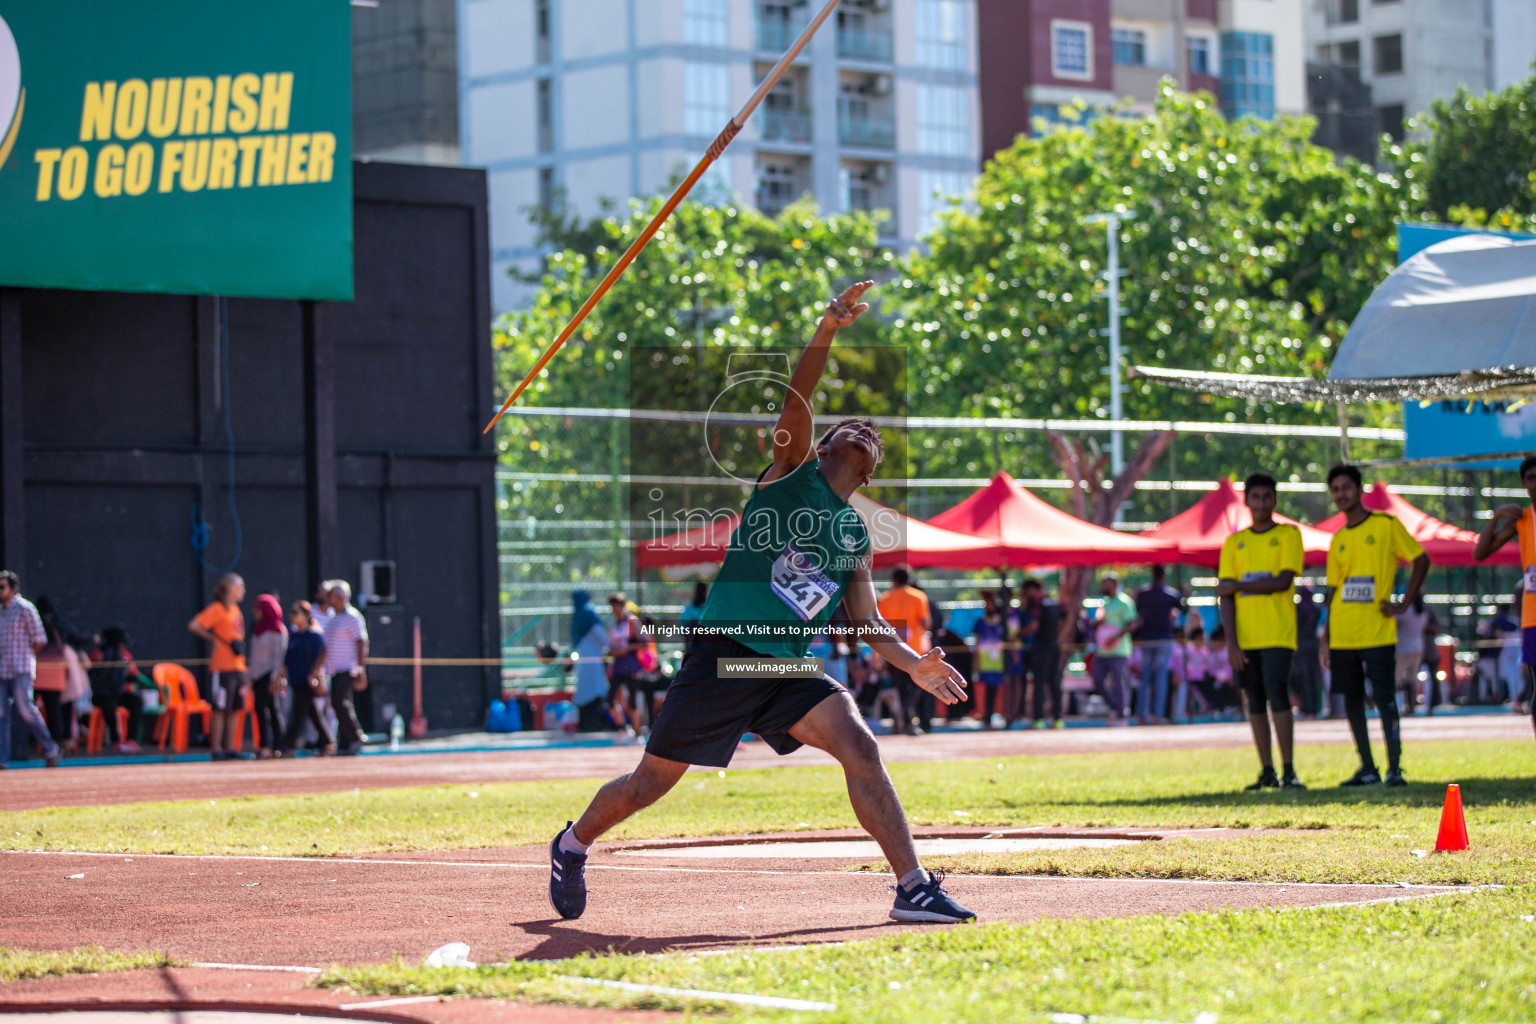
[[484, 0, 845, 433]]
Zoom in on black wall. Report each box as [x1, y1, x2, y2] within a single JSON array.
[[0, 161, 499, 730]]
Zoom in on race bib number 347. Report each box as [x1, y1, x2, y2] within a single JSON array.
[[771, 544, 839, 622], [1341, 575, 1376, 603]]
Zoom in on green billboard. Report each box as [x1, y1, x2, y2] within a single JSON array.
[[0, 1, 352, 300]]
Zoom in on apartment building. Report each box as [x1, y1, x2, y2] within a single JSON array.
[[459, 0, 982, 311], [977, 0, 1306, 158], [1306, 0, 1536, 161]]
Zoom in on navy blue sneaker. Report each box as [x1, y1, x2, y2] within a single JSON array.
[[548, 821, 588, 920], [890, 870, 975, 924]]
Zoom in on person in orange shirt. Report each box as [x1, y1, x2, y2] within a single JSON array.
[[1473, 453, 1536, 746], [187, 573, 249, 760], [877, 566, 932, 734]]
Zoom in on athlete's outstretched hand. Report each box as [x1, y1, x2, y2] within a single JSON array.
[[911, 647, 968, 706], [821, 281, 873, 330]]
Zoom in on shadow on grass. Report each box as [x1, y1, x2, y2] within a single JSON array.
[[511, 919, 893, 961], [1016, 774, 1536, 816]]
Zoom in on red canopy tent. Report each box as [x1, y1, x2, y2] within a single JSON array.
[[1316, 480, 1519, 567], [634, 491, 1000, 571], [1138, 477, 1333, 567], [925, 472, 1177, 567]]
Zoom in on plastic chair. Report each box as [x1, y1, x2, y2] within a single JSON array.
[[226, 687, 260, 752], [152, 663, 212, 754], [86, 706, 131, 754]]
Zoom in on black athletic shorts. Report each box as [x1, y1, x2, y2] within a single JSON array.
[[1237, 647, 1294, 714], [644, 634, 845, 768], [1330, 644, 1396, 705]]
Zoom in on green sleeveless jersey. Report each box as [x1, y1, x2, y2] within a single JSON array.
[[698, 458, 871, 659]]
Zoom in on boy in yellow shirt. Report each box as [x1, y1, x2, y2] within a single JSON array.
[[1323, 465, 1430, 788], [1218, 472, 1306, 791]]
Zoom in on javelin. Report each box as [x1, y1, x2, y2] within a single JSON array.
[[484, 0, 845, 433]]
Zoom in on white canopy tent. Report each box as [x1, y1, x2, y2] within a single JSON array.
[[1136, 232, 1536, 461]]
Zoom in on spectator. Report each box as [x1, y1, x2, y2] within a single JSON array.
[[1134, 565, 1185, 725], [321, 581, 370, 755], [931, 614, 973, 723], [1005, 587, 1033, 727], [1395, 595, 1429, 714], [278, 600, 331, 755], [1493, 601, 1523, 707], [188, 573, 250, 761], [247, 595, 288, 759], [1023, 579, 1064, 729], [972, 591, 1007, 728], [0, 570, 61, 767], [878, 567, 933, 734], [1420, 605, 1442, 713], [810, 630, 850, 686], [1092, 573, 1138, 722], [679, 581, 709, 639], [1166, 625, 1188, 723], [570, 590, 612, 733], [1291, 584, 1324, 717], [1209, 623, 1237, 710], [89, 626, 145, 753], [1183, 618, 1215, 713], [866, 651, 904, 734], [32, 602, 70, 752], [606, 593, 649, 736]]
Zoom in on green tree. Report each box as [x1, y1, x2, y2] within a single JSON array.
[[1393, 72, 1536, 220], [894, 86, 1407, 493]]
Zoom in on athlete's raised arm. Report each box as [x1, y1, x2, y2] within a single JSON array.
[[761, 281, 873, 487], [1474, 504, 1524, 561], [840, 562, 967, 705]]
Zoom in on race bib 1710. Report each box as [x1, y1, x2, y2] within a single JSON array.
[[770, 544, 839, 622], [1341, 575, 1376, 603]]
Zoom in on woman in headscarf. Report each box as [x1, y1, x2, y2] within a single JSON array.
[[570, 590, 613, 732], [247, 594, 289, 759]]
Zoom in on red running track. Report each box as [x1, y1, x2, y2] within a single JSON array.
[[1, 714, 1527, 813]]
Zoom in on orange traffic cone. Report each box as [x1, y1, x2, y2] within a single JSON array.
[[1433, 783, 1469, 853]]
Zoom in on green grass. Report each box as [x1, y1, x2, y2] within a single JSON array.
[[317, 886, 1536, 1023], [0, 945, 176, 982], [2, 739, 1533, 884]]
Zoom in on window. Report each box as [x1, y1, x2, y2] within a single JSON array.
[[1336, 0, 1359, 24], [685, 62, 732, 136], [918, 170, 972, 236], [1051, 21, 1092, 80], [1112, 28, 1146, 67], [1376, 103, 1405, 141], [757, 161, 799, 215], [535, 0, 551, 63], [536, 78, 553, 152], [915, 0, 967, 71], [1187, 35, 1211, 75], [1337, 39, 1361, 68], [537, 166, 555, 210], [1373, 33, 1403, 74], [683, 0, 729, 47], [1220, 32, 1275, 120], [916, 83, 970, 157]]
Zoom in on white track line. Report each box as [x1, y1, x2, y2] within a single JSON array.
[[0, 848, 1456, 891], [337, 996, 443, 1010], [192, 961, 321, 974], [558, 976, 835, 1012]]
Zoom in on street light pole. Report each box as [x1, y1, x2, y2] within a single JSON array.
[[1085, 210, 1131, 477]]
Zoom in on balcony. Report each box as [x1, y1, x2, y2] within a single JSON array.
[[756, 188, 796, 217], [760, 109, 812, 143], [839, 114, 895, 149], [837, 27, 893, 62], [755, 12, 805, 52]]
